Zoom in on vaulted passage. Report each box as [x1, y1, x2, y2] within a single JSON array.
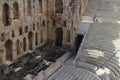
[[2, 3, 10, 26], [55, 28, 63, 47], [75, 35, 84, 53], [16, 39, 20, 55], [28, 31, 33, 50], [4, 39, 13, 61], [13, 2, 19, 19]]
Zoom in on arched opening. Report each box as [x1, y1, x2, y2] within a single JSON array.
[[1, 33, 5, 42], [33, 23, 35, 30], [12, 30, 15, 38], [35, 33, 38, 46], [28, 31, 33, 50], [55, 28, 63, 47], [27, 0, 32, 16], [75, 35, 84, 53], [79, 5, 82, 16], [25, 26, 28, 33], [55, 0, 63, 13], [16, 39, 20, 55], [40, 29, 43, 43], [42, 20, 45, 26], [4, 39, 13, 61], [66, 30, 70, 42], [2, 3, 10, 26], [63, 21, 66, 27], [52, 20, 56, 26], [13, 2, 19, 19], [37, 22, 39, 29], [38, 0, 42, 13], [23, 37, 27, 51], [19, 27, 22, 35]]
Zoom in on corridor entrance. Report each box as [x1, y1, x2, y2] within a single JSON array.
[[55, 28, 63, 47], [75, 35, 84, 53], [5, 39, 13, 61], [28, 31, 33, 50]]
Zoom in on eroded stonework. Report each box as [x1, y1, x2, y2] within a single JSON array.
[[0, 0, 88, 79], [0, 0, 88, 64]]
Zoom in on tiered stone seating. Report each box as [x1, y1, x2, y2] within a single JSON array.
[[77, 22, 120, 80], [75, 0, 120, 79], [49, 66, 101, 80], [48, 0, 120, 80]]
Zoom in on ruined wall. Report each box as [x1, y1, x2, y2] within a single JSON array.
[[0, 0, 88, 64], [0, 0, 47, 63], [47, 0, 88, 46]]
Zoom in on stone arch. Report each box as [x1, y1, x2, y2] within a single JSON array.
[[66, 30, 70, 42], [23, 37, 27, 51], [4, 39, 13, 61], [28, 31, 33, 50], [38, 0, 42, 13], [13, 2, 19, 19], [2, 3, 10, 26], [55, 0, 63, 13], [55, 28, 63, 47], [27, 0, 32, 16], [35, 33, 38, 46], [16, 39, 20, 55]]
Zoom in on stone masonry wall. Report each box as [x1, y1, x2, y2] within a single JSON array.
[[0, 0, 88, 64]]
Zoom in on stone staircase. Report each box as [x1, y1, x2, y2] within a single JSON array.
[[76, 19, 120, 80], [49, 66, 101, 80]]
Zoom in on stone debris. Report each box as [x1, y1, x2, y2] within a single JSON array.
[[0, 43, 71, 80]]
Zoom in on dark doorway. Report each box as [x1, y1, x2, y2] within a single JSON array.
[[4, 39, 13, 61], [16, 39, 20, 55], [55, 28, 63, 47], [75, 35, 84, 53], [28, 31, 33, 50], [13, 2, 19, 19], [66, 30, 70, 42], [2, 3, 10, 26], [35, 33, 38, 46], [55, 0, 63, 13], [40, 29, 43, 43], [23, 37, 26, 51]]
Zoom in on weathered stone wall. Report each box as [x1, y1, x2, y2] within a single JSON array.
[[0, 0, 88, 64], [47, 0, 88, 46]]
